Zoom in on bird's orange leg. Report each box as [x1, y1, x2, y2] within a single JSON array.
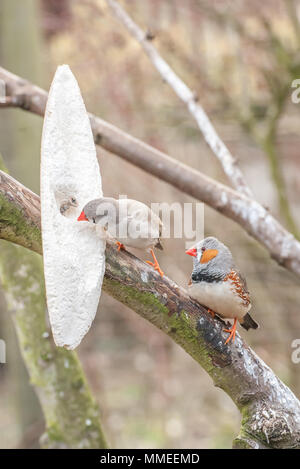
[[207, 308, 215, 318], [224, 318, 238, 345], [116, 241, 125, 252], [146, 249, 164, 277]]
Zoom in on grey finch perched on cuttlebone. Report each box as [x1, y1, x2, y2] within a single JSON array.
[[186, 237, 258, 344], [78, 197, 164, 276]]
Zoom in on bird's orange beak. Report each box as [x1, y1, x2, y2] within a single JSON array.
[[185, 247, 197, 257], [77, 210, 88, 222]]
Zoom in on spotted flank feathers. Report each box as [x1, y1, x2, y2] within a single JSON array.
[[223, 270, 250, 309]]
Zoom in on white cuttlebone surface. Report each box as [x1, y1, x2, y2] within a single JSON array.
[[40, 64, 105, 350]]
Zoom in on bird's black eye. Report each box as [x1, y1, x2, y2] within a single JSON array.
[[92, 217, 96, 224], [71, 197, 76, 203], [201, 247, 206, 252]]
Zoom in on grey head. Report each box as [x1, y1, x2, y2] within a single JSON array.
[[78, 197, 119, 227], [187, 237, 235, 283]]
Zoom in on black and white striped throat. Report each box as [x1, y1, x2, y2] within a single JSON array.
[[191, 270, 225, 284]]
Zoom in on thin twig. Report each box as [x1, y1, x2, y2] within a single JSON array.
[[0, 96, 19, 107], [1, 66, 300, 278], [105, 0, 253, 198]]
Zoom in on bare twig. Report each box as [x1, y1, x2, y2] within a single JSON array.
[[0, 170, 300, 449], [1, 66, 300, 278], [0, 96, 20, 107], [192, 2, 300, 237], [104, 0, 253, 198]]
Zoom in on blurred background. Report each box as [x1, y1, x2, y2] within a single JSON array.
[[0, 0, 300, 449]]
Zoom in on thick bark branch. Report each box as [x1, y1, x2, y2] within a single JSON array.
[[1, 67, 300, 278], [0, 242, 108, 449], [0, 166, 108, 449], [1, 170, 300, 448], [105, 0, 252, 198]]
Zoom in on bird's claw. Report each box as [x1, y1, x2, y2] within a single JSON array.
[[146, 250, 164, 277], [224, 318, 237, 345], [146, 260, 164, 277]]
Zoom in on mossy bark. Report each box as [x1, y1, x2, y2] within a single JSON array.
[[0, 0, 45, 433], [0, 164, 108, 449], [1, 169, 300, 448], [0, 243, 108, 448]]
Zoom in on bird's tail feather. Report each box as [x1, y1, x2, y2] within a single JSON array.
[[240, 313, 259, 331]]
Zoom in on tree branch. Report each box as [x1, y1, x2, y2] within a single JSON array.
[[104, 0, 253, 198], [0, 96, 21, 107], [1, 66, 300, 278], [1, 170, 300, 448], [0, 242, 108, 449], [0, 162, 108, 449]]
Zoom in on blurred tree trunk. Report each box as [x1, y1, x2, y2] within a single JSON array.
[[0, 0, 45, 445], [0, 159, 108, 449], [0, 241, 108, 448], [0, 157, 41, 447]]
